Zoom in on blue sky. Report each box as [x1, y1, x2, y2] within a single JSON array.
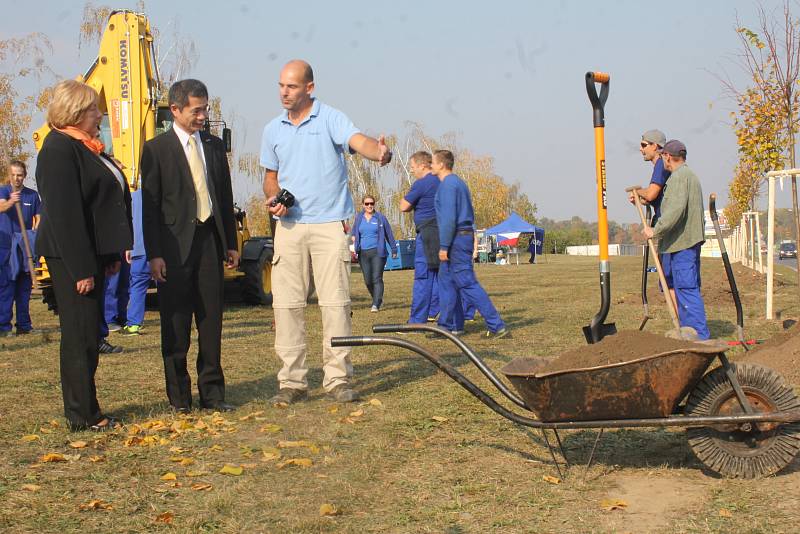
[[3, 0, 794, 222]]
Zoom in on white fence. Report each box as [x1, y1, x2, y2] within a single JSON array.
[[565, 244, 644, 256]]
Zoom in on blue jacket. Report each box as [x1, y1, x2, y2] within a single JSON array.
[[352, 210, 397, 258]]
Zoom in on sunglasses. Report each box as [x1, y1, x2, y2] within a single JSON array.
[[640, 142, 653, 148], [364, 202, 375, 206]]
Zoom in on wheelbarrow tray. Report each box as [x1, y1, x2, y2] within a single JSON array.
[[501, 342, 728, 422]]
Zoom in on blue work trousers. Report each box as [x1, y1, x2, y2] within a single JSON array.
[[104, 262, 130, 326], [0, 270, 32, 332], [409, 233, 440, 323], [662, 243, 710, 340], [438, 233, 505, 333], [126, 256, 150, 327]]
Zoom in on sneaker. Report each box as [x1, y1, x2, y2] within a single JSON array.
[[427, 315, 438, 323], [370, 305, 379, 313], [326, 384, 360, 403], [485, 328, 509, 339], [98, 339, 124, 354], [451, 330, 465, 336], [121, 325, 143, 336], [107, 322, 122, 332], [269, 388, 308, 406]]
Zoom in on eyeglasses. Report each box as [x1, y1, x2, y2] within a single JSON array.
[[640, 142, 652, 148], [364, 202, 375, 206]]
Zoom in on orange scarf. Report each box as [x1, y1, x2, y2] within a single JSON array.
[[55, 126, 105, 155]]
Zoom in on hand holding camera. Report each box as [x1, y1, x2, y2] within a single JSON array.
[[268, 188, 295, 217]]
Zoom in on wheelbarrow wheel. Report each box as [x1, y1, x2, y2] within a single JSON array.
[[685, 363, 800, 478]]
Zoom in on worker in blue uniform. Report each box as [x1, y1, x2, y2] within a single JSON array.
[[432, 150, 507, 337], [121, 188, 150, 336], [400, 151, 441, 324], [0, 160, 41, 336]]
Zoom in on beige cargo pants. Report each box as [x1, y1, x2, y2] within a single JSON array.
[[271, 220, 353, 391]]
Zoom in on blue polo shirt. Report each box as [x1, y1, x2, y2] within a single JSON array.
[[260, 99, 361, 223], [357, 216, 380, 250], [404, 173, 439, 226], [0, 185, 40, 233], [650, 158, 670, 219], [435, 174, 475, 251]]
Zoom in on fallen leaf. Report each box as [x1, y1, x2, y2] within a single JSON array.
[[261, 447, 282, 462], [277, 440, 315, 449], [186, 470, 209, 477], [89, 455, 106, 463], [154, 511, 174, 524], [431, 416, 448, 422], [241, 463, 257, 469], [349, 409, 364, 418], [169, 446, 190, 454], [39, 427, 53, 434], [600, 499, 628, 511], [368, 398, 383, 407], [542, 475, 561, 485], [193, 420, 209, 430], [238, 411, 265, 421], [219, 464, 244, 476], [319, 503, 340, 516], [327, 405, 339, 414], [258, 423, 282, 433], [21, 484, 41, 492], [209, 444, 224, 452], [338, 417, 356, 425], [170, 456, 194, 465], [20, 434, 40, 442], [160, 472, 177, 481], [191, 483, 213, 491], [64, 453, 81, 462], [69, 441, 88, 449], [719, 508, 733, 518], [49, 419, 61, 427], [124, 436, 143, 447], [39, 453, 66, 463], [277, 458, 313, 469], [79, 499, 113, 511]]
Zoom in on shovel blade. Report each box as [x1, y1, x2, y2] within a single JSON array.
[[582, 322, 617, 344]]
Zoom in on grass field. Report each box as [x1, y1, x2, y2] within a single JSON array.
[[1, 255, 799, 533]]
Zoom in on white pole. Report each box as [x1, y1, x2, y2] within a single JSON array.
[[767, 175, 776, 320], [755, 212, 764, 273]]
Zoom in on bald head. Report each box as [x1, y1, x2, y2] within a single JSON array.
[[281, 60, 314, 84]]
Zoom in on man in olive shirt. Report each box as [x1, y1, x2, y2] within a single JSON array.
[[642, 140, 710, 339]]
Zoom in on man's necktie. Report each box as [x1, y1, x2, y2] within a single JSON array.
[[187, 135, 212, 222]]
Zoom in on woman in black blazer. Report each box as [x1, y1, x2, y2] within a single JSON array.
[[35, 80, 132, 431]]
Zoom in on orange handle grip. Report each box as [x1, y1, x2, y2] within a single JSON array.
[[592, 71, 610, 83]]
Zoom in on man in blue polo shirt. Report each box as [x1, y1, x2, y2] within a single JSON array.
[[261, 59, 392, 405], [400, 151, 441, 324], [433, 150, 507, 338], [0, 160, 41, 336]]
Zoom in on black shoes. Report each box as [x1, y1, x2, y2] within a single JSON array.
[[201, 401, 235, 412], [98, 339, 123, 354]]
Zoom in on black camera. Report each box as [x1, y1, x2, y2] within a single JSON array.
[[270, 188, 295, 208]]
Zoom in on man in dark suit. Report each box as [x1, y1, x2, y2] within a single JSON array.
[[141, 79, 239, 413]]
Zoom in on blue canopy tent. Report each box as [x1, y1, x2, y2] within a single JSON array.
[[484, 213, 545, 255]]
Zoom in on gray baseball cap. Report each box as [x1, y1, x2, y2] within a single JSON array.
[[662, 139, 687, 157], [641, 129, 666, 147]]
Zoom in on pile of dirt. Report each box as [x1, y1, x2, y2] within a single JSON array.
[[740, 322, 800, 386], [544, 330, 705, 372]]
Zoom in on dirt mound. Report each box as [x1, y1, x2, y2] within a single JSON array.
[[740, 322, 800, 386], [544, 330, 707, 372]]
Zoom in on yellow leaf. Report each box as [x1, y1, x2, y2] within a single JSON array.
[[209, 444, 224, 452], [191, 483, 213, 491], [160, 472, 177, 481], [261, 447, 282, 462], [719, 508, 733, 518], [349, 409, 364, 418], [327, 405, 339, 414], [431, 416, 448, 422], [238, 411, 265, 421], [21, 484, 41, 492], [169, 446, 189, 453], [89, 455, 105, 463], [69, 441, 88, 449], [368, 399, 383, 407], [319, 503, 340, 516], [600, 499, 628, 511], [277, 458, 313, 469], [193, 420, 209, 430], [79, 499, 113, 511], [20, 434, 40, 442], [277, 440, 314, 449], [186, 470, 209, 477], [154, 511, 174, 524], [219, 464, 244, 476], [258, 423, 282, 433], [542, 475, 561, 485], [39, 453, 66, 463], [39, 427, 53, 434]]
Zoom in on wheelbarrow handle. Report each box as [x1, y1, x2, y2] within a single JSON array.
[[585, 71, 610, 127]]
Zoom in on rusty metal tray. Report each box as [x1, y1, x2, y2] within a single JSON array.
[[501, 343, 728, 422]]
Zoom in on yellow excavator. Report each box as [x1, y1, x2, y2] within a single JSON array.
[[33, 9, 273, 306]]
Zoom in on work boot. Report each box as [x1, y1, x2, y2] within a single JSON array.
[[269, 388, 308, 406], [326, 384, 360, 403]]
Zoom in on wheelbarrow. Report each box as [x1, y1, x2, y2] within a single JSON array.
[[332, 325, 800, 479]]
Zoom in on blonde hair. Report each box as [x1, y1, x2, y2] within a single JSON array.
[[46, 80, 98, 129]]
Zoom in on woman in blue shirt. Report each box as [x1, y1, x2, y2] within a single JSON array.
[[351, 195, 397, 312]]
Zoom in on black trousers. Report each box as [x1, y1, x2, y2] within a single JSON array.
[[157, 222, 225, 408], [358, 247, 387, 307], [48, 256, 105, 429]]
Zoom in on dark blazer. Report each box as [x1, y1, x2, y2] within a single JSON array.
[[141, 129, 236, 265], [35, 130, 133, 281]]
